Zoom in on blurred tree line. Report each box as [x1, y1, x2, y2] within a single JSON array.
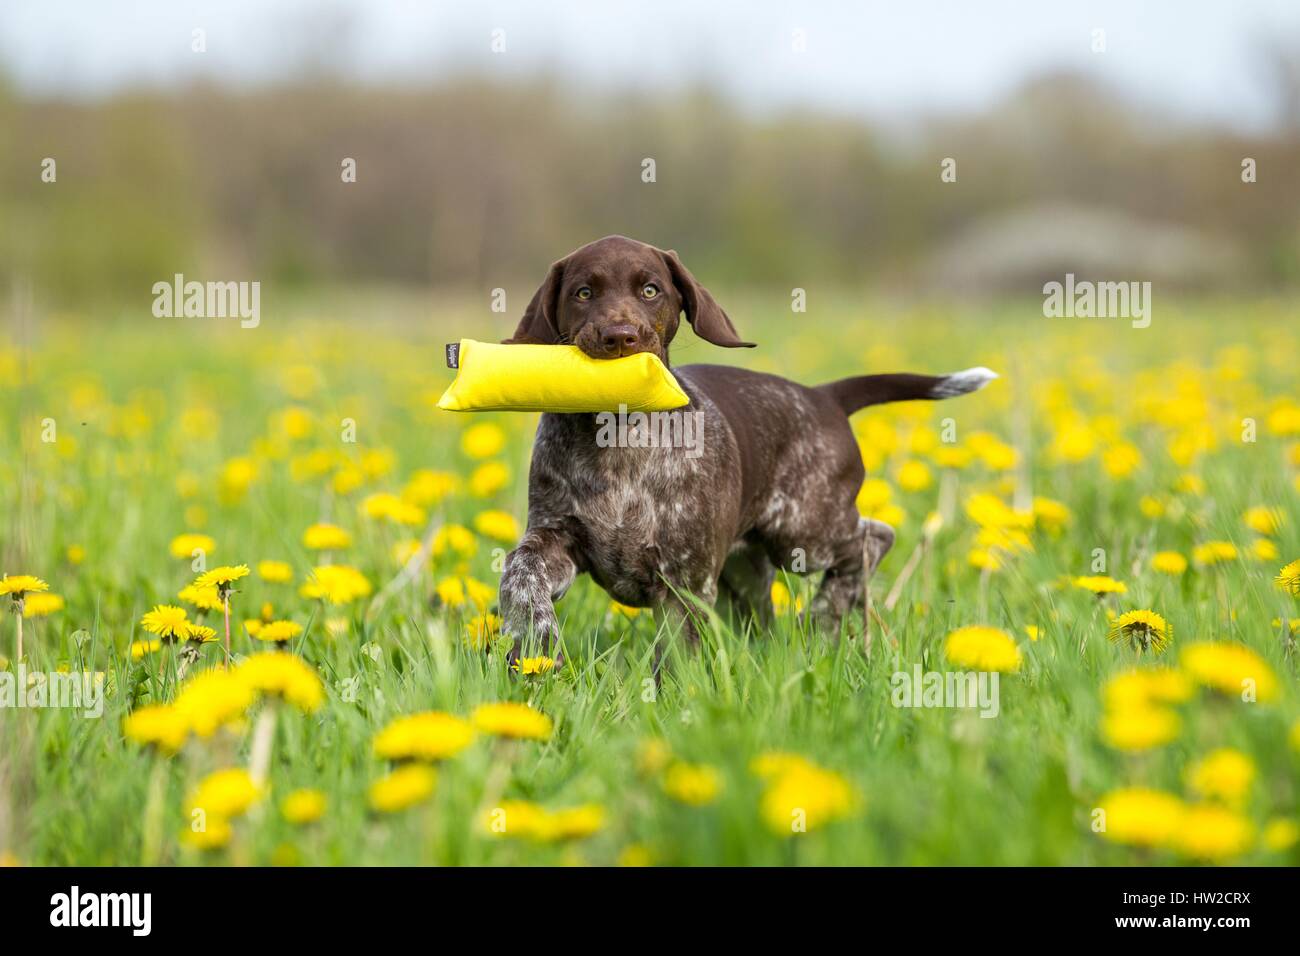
[[1, 69, 1298, 306]]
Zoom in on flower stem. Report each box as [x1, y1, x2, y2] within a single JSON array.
[[249, 705, 277, 789], [15, 605, 23, 663], [141, 760, 166, 865], [222, 592, 232, 669]]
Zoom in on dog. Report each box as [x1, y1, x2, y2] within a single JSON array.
[[498, 235, 995, 655]]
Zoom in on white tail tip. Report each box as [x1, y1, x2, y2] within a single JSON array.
[[930, 366, 998, 398]]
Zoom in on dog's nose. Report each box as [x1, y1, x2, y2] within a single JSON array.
[[600, 324, 641, 357]]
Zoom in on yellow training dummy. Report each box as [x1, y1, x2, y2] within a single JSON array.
[[436, 339, 690, 413]]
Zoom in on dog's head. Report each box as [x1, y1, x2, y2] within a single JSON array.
[[503, 235, 754, 363]]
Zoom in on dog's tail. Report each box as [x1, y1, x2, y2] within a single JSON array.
[[818, 367, 998, 416]]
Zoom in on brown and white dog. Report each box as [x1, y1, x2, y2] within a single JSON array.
[[499, 235, 994, 655]]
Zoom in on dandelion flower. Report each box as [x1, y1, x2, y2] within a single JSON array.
[[1262, 818, 1299, 852], [1096, 788, 1184, 847], [1101, 705, 1181, 751], [186, 768, 262, 819], [181, 816, 233, 851], [1107, 610, 1172, 654], [373, 712, 476, 762], [237, 652, 325, 712], [192, 565, 250, 594], [1150, 551, 1188, 575], [130, 638, 161, 660], [1180, 641, 1279, 702], [0, 575, 50, 599], [300, 565, 372, 605], [770, 580, 804, 616], [543, 805, 606, 841], [636, 739, 673, 777], [281, 789, 327, 825], [662, 762, 724, 806], [461, 422, 507, 459], [1102, 667, 1192, 710], [177, 584, 224, 612], [468, 460, 509, 498], [1174, 804, 1253, 860], [513, 656, 556, 677], [473, 509, 521, 543], [1275, 558, 1300, 597], [173, 669, 254, 737], [1192, 541, 1237, 566], [1072, 575, 1127, 596], [942, 625, 1022, 672], [1187, 748, 1255, 805], [253, 620, 303, 644], [432, 524, 477, 559], [758, 762, 856, 837], [302, 523, 352, 551], [368, 765, 436, 813], [435, 576, 493, 610], [472, 702, 553, 741], [463, 612, 501, 651], [22, 593, 64, 618], [140, 605, 193, 642], [123, 704, 188, 753], [169, 533, 216, 560], [257, 560, 294, 583], [1242, 506, 1284, 537]]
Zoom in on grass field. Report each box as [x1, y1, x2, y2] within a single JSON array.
[[2, 294, 1298, 866]]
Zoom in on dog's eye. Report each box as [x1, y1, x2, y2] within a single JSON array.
[[575, 286, 592, 300], [641, 284, 659, 300]]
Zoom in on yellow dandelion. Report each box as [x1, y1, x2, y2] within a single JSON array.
[[468, 460, 509, 497], [1174, 804, 1254, 861], [299, 565, 372, 605], [1072, 575, 1127, 596], [130, 638, 161, 660], [122, 704, 188, 753], [432, 524, 478, 559], [1096, 788, 1184, 847], [257, 560, 294, 583], [302, 523, 352, 551], [1101, 705, 1181, 751], [177, 583, 224, 612], [1192, 541, 1237, 566], [461, 422, 507, 459], [169, 533, 216, 560], [191, 565, 250, 594], [1262, 818, 1299, 852], [1103, 667, 1192, 710], [1242, 506, 1284, 537], [181, 816, 233, 851], [435, 575, 493, 611], [0, 575, 49, 599], [281, 789, 327, 825], [1180, 641, 1279, 702], [237, 652, 325, 712], [473, 509, 521, 543], [22, 593, 64, 618], [662, 762, 723, 806], [1107, 610, 1172, 654], [1187, 748, 1255, 806], [373, 711, 476, 762], [1275, 558, 1300, 597], [140, 604, 192, 641], [463, 612, 502, 651], [368, 765, 436, 813], [174, 668, 254, 737], [759, 762, 856, 837], [770, 579, 804, 616], [472, 702, 553, 741], [513, 656, 556, 677], [253, 620, 303, 644], [1150, 551, 1187, 575], [942, 625, 1022, 672], [186, 768, 262, 819]]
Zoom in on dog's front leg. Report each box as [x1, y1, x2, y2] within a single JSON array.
[[500, 526, 577, 660]]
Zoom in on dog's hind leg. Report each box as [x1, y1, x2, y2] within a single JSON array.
[[808, 517, 894, 635]]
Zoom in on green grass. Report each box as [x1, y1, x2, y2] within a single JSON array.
[[1, 294, 1297, 865]]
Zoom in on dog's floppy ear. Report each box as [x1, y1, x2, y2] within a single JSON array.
[[659, 248, 755, 349], [503, 258, 566, 345]]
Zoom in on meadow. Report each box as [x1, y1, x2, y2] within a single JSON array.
[[1, 293, 1298, 866]]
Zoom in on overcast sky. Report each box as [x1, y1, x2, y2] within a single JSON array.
[[3, 0, 1298, 130]]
